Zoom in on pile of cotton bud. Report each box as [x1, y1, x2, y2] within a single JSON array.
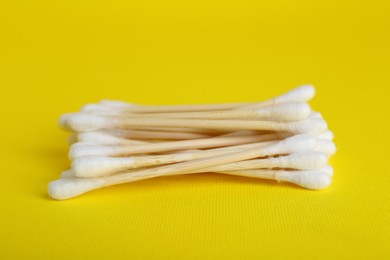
[[49, 85, 336, 200]]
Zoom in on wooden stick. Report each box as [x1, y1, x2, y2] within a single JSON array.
[[63, 161, 335, 180], [65, 113, 327, 134], [203, 136, 335, 155], [104, 102, 311, 122], [83, 102, 250, 114], [84, 85, 314, 114], [58, 167, 331, 200], [60, 114, 229, 135], [74, 132, 149, 145], [71, 130, 219, 146], [68, 131, 208, 145], [98, 128, 212, 140], [70, 134, 334, 158], [72, 151, 328, 177], [103, 128, 268, 140], [69, 132, 290, 159]]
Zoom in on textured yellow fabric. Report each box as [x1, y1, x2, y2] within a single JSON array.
[[1, 0, 389, 259]]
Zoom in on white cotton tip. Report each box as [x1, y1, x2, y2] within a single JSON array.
[[273, 152, 328, 170], [322, 165, 334, 177], [70, 142, 95, 148], [318, 130, 334, 141], [67, 134, 78, 145], [100, 100, 136, 108], [60, 170, 75, 178], [290, 118, 328, 135], [310, 111, 323, 119], [268, 134, 316, 154], [48, 178, 105, 200], [276, 170, 332, 190], [58, 113, 74, 131], [72, 156, 134, 177], [66, 113, 111, 132], [275, 85, 316, 104], [77, 132, 131, 145], [315, 139, 336, 157], [99, 128, 133, 139], [81, 104, 101, 113], [69, 144, 116, 160], [81, 104, 121, 115], [259, 102, 311, 121]]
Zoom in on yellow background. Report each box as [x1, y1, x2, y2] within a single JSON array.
[[1, 0, 389, 259]]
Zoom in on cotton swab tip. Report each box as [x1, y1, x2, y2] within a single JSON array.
[[60, 170, 74, 178], [48, 178, 105, 200], [81, 104, 103, 113], [272, 134, 317, 154], [81, 104, 122, 115], [318, 130, 334, 141], [282, 152, 328, 170], [275, 84, 316, 103], [261, 102, 311, 121], [67, 134, 78, 145], [99, 100, 136, 108], [293, 118, 328, 135], [322, 165, 334, 177], [277, 170, 332, 190], [67, 113, 110, 132], [77, 132, 128, 145], [315, 139, 336, 157], [72, 156, 134, 177], [310, 111, 323, 119], [69, 144, 114, 160], [58, 113, 74, 131]]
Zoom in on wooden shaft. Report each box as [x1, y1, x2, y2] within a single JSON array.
[[233, 100, 275, 110], [216, 170, 275, 180], [73, 133, 283, 157], [189, 158, 281, 173], [155, 139, 278, 155], [112, 118, 290, 131], [105, 102, 253, 113], [110, 109, 267, 120], [113, 126, 228, 134], [99, 129, 212, 140], [76, 132, 149, 145]]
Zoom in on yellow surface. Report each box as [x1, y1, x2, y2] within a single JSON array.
[[1, 0, 389, 259]]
